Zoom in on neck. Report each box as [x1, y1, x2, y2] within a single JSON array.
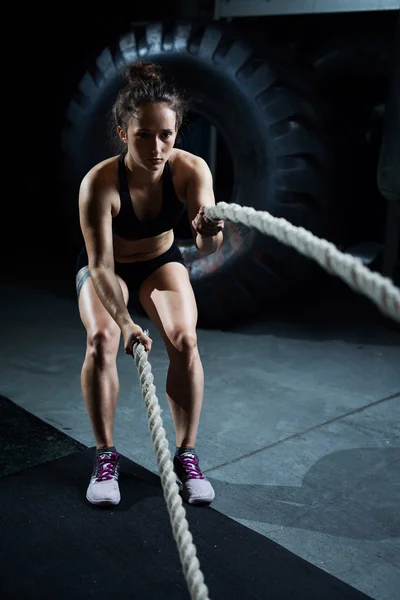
[[124, 152, 164, 188]]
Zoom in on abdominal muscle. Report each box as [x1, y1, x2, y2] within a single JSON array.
[[112, 229, 175, 263]]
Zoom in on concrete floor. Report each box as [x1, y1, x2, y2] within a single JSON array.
[[1, 271, 399, 600]]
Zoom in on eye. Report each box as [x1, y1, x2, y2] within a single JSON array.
[[162, 132, 173, 139], [137, 132, 150, 139]]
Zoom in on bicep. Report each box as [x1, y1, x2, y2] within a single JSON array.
[[79, 177, 114, 270]]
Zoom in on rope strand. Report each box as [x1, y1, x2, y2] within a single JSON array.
[[132, 337, 211, 600], [205, 202, 399, 324]]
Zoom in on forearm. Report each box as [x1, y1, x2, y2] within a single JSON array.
[[89, 266, 133, 330], [196, 231, 223, 254]]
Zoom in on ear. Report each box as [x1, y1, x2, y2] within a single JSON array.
[[117, 126, 128, 144]]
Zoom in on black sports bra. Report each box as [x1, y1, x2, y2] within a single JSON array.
[[112, 152, 186, 240]]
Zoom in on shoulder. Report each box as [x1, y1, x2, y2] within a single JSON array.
[[80, 155, 119, 191], [169, 149, 212, 183], [79, 155, 120, 206]]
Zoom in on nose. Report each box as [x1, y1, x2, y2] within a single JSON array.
[[151, 137, 162, 156]]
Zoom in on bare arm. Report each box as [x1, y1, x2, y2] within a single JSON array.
[[79, 172, 134, 331], [185, 156, 224, 254]]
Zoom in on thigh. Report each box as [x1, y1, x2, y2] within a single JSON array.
[[77, 267, 129, 339], [138, 262, 198, 343]]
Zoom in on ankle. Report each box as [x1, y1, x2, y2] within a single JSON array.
[[96, 445, 117, 455], [175, 446, 196, 457]]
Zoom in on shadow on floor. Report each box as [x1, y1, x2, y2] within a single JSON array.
[[207, 445, 400, 541]]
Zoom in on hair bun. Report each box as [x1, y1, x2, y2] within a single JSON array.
[[124, 61, 161, 84]]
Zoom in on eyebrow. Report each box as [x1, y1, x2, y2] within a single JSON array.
[[137, 128, 173, 132]]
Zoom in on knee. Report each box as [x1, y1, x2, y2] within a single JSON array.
[[168, 329, 197, 356], [87, 328, 119, 366]]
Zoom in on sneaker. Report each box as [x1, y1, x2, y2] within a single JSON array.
[[173, 452, 215, 505], [86, 451, 121, 507]]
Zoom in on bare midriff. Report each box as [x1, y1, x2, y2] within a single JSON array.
[[112, 229, 175, 263]]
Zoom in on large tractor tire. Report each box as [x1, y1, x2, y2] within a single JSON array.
[[61, 21, 339, 327]]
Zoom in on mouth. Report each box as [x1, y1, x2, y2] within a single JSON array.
[[148, 158, 162, 164]]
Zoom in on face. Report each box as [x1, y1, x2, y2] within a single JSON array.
[[118, 103, 178, 170]]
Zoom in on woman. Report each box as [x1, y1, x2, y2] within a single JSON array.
[[75, 60, 224, 508]]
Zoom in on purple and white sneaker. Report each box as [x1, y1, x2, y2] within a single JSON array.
[[173, 452, 215, 505], [86, 451, 121, 507]]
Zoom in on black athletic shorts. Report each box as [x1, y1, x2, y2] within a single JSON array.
[[75, 242, 185, 298]]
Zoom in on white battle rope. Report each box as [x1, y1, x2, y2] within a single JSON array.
[[132, 334, 210, 600], [131, 203, 398, 600], [205, 202, 400, 324]]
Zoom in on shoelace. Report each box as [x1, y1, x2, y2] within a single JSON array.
[[176, 453, 204, 480], [95, 452, 119, 482]]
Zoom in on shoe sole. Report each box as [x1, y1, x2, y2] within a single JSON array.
[[86, 493, 121, 507], [187, 496, 215, 505], [176, 477, 215, 506]]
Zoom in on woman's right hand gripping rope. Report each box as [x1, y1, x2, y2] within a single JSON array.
[[122, 323, 153, 355]]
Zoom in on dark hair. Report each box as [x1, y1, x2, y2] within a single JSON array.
[[112, 61, 189, 134]]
